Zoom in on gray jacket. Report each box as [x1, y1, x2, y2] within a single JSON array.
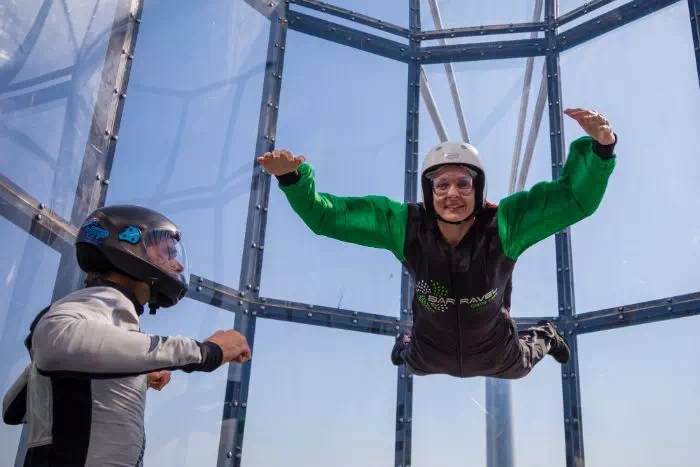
[[2, 284, 221, 467]]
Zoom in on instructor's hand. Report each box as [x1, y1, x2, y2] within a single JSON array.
[[205, 329, 252, 365], [257, 149, 305, 176], [564, 108, 616, 145], [147, 370, 172, 391]]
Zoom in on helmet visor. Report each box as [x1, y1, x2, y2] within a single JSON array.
[[142, 229, 189, 287]]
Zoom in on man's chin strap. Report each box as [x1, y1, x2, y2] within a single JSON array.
[[148, 279, 160, 315]]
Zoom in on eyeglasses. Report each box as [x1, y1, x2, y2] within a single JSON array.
[[431, 175, 474, 197]]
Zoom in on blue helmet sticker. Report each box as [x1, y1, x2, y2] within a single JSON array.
[[118, 225, 142, 245], [78, 219, 109, 244]]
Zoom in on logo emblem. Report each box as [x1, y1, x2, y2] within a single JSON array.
[[78, 218, 109, 244], [118, 225, 142, 245]]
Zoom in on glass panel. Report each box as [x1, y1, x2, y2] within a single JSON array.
[[0, 0, 120, 220], [511, 362, 566, 466], [413, 356, 565, 467], [579, 317, 700, 467], [0, 219, 61, 467], [261, 30, 406, 314], [561, 2, 700, 312], [419, 58, 558, 318], [244, 319, 396, 466], [324, 0, 409, 27], [422, 0, 540, 30], [141, 300, 235, 466], [106, 0, 270, 288], [413, 376, 487, 466]]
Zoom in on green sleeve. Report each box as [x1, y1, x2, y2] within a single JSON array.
[[498, 136, 616, 260], [278, 163, 408, 263]]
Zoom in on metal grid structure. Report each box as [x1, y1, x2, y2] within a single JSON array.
[[2, 0, 700, 466]]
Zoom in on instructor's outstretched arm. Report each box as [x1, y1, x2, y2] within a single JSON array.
[[498, 108, 618, 260], [257, 150, 408, 262]]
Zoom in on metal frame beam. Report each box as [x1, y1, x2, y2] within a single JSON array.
[[188, 275, 409, 336], [216, 3, 288, 466], [545, 0, 585, 465], [421, 22, 545, 41], [555, 0, 618, 27], [419, 68, 450, 142], [51, 0, 144, 299], [510, 0, 544, 194], [573, 292, 700, 334], [418, 38, 546, 64], [0, 173, 77, 255], [689, 0, 700, 86], [559, 0, 682, 51], [289, 0, 410, 38], [287, 11, 411, 62], [395, 3, 420, 466], [425, 0, 471, 143]]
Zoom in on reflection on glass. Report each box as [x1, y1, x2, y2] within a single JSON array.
[[579, 317, 700, 467], [561, 3, 700, 312], [0, 0, 120, 220], [106, 0, 269, 289], [421, 0, 540, 30], [0, 219, 61, 467], [244, 319, 396, 467], [141, 300, 235, 467], [261, 30, 405, 314], [419, 58, 558, 318]]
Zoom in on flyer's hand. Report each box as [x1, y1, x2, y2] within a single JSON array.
[[564, 108, 616, 145], [257, 149, 306, 176]]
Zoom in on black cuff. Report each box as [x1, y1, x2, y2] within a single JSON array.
[[2, 384, 27, 425], [592, 133, 617, 160], [197, 342, 224, 372], [183, 342, 223, 373], [276, 170, 301, 186]]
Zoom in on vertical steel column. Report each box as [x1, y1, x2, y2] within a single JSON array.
[[13, 1, 144, 465], [485, 378, 514, 467], [690, 0, 700, 87], [51, 0, 144, 300], [395, 2, 420, 467], [217, 4, 287, 466], [545, 1, 585, 466]]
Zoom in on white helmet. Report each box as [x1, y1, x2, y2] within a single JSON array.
[[420, 141, 487, 223]]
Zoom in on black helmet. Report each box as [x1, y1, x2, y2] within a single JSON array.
[[75, 205, 189, 311]]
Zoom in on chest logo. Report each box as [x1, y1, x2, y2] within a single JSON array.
[[416, 280, 498, 312]]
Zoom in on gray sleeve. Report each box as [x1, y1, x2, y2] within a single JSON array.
[[32, 307, 217, 377], [2, 364, 30, 425]]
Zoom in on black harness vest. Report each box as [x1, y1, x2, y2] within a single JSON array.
[[402, 204, 519, 377]]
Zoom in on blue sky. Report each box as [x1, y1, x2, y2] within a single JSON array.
[[1, 1, 700, 466]]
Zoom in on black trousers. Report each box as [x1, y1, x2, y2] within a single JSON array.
[[394, 321, 559, 379]]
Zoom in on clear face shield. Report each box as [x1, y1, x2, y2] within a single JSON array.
[[142, 229, 190, 288]]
